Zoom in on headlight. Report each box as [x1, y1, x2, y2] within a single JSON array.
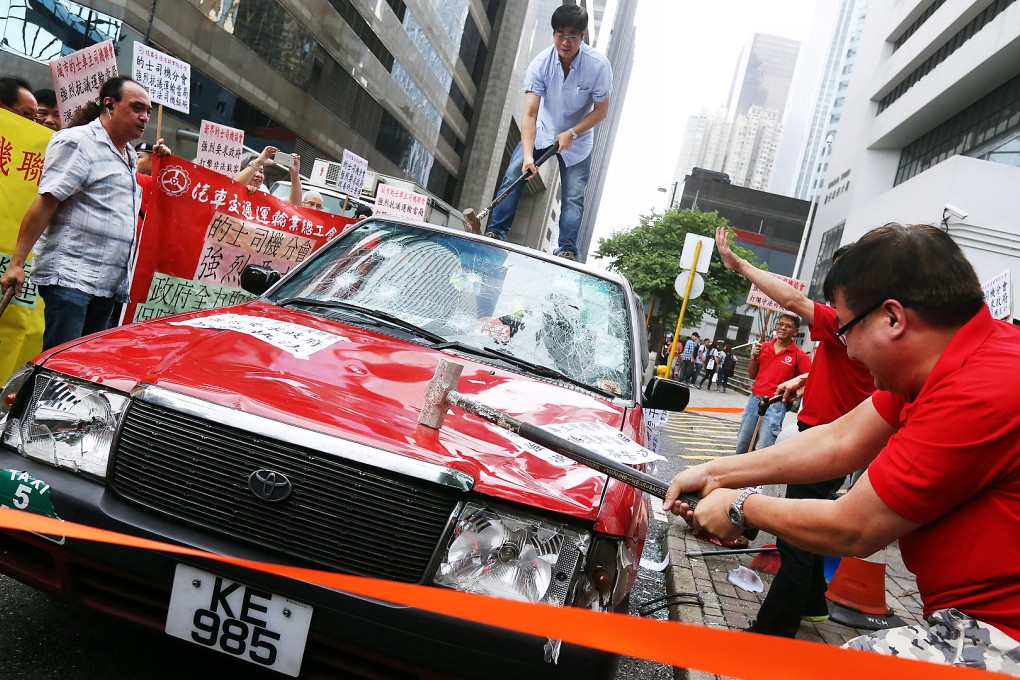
[[0, 362, 35, 424], [3, 371, 129, 478], [433, 502, 589, 604]]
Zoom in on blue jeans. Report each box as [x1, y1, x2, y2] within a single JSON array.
[[486, 141, 591, 256], [735, 395, 787, 453], [39, 285, 117, 350]]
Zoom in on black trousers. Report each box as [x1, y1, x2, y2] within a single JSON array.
[[751, 420, 845, 638]]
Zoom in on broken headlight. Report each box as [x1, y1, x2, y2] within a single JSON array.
[[433, 502, 589, 605], [3, 370, 129, 478]]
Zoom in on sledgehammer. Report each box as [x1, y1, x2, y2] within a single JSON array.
[[419, 358, 758, 540], [462, 144, 560, 234]]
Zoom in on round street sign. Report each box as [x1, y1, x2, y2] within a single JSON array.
[[674, 270, 705, 299]]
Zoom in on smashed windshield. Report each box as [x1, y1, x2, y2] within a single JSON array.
[[269, 221, 635, 399]]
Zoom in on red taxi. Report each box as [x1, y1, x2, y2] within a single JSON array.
[[0, 218, 687, 678]]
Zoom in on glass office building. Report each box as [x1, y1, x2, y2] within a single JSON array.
[[0, 0, 510, 204]]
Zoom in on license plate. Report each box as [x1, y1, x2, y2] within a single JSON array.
[[166, 564, 313, 677]]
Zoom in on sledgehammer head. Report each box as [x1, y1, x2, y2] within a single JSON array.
[[419, 358, 465, 429], [462, 208, 482, 234]]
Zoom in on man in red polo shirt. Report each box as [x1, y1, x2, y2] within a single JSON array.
[[734, 312, 809, 454], [715, 226, 874, 637], [664, 224, 1020, 671]]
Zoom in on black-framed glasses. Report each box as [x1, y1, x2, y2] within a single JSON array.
[[834, 301, 884, 345]]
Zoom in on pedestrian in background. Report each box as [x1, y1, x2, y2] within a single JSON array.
[[734, 314, 810, 453], [714, 226, 874, 637], [698, 340, 719, 389], [676, 332, 699, 384], [715, 342, 733, 392]]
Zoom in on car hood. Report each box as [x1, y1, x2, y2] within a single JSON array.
[[41, 302, 631, 521]]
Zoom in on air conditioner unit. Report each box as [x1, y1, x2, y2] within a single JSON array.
[[309, 159, 343, 189]]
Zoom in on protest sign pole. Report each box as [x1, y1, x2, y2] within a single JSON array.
[[665, 240, 702, 373], [156, 104, 164, 140]]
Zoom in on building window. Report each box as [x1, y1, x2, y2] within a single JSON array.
[[895, 70, 1020, 184], [808, 223, 845, 301], [878, 0, 1016, 113], [891, 0, 947, 52]]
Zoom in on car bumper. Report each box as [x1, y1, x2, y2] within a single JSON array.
[[0, 449, 618, 680]]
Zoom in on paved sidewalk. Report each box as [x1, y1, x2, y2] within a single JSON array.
[[661, 387, 925, 680]]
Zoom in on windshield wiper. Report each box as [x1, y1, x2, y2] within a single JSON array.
[[430, 341, 619, 400], [277, 297, 446, 343]]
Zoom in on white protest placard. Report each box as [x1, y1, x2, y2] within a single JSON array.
[[374, 184, 428, 221], [132, 42, 191, 113], [170, 314, 348, 360], [335, 150, 369, 198], [746, 272, 808, 313], [49, 40, 118, 128], [679, 233, 714, 273], [982, 270, 1012, 321], [196, 120, 244, 176]]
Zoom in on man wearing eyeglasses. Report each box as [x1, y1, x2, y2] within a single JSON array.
[[711, 226, 875, 639], [665, 224, 1020, 670], [481, 5, 612, 261]]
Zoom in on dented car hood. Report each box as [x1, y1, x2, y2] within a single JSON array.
[[39, 302, 635, 521]]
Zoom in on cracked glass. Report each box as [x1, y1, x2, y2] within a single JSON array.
[[269, 221, 634, 399]]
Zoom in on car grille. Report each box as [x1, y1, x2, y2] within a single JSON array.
[[111, 399, 463, 583]]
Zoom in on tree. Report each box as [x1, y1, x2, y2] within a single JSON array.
[[594, 207, 761, 348]]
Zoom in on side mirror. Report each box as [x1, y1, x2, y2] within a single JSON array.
[[240, 265, 281, 295], [643, 376, 689, 412]]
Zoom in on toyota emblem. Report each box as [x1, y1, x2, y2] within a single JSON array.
[[248, 469, 293, 502]]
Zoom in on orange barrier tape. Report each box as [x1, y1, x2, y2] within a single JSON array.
[[0, 508, 1009, 680], [686, 407, 744, 414]]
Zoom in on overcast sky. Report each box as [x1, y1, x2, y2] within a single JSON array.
[[588, 0, 820, 259]]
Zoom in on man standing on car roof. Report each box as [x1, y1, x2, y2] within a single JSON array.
[[481, 5, 612, 261]]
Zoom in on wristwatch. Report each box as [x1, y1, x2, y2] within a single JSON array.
[[569, 128, 578, 140], [247, 160, 260, 170], [728, 488, 760, 527]]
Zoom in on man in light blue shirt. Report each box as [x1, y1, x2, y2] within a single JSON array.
[[484, 5, 613, 260]]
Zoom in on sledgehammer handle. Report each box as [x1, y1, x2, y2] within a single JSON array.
[[477, 145, 560, 220], [444, 390, 758, 540]]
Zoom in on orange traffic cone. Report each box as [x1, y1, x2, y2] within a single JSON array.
[[824, 548, 906, 631]]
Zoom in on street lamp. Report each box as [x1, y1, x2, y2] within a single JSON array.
[[792, 135, 833, 281]]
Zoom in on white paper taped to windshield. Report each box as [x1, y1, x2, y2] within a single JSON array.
[[170, 313, 349, 359], [506, 421, 665, 467]]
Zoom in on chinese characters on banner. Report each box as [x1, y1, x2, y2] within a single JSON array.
[[335, 150, 368, 198], [132, 42, 191, 113], [196, 120, 244, 176], [373, 184, 428, 221], [49, 40, 118, 127], [0, 110, 52, 380], [746, 272, 808, 314], [128, 156, 354, 322], [982, 270, 1012, 322]]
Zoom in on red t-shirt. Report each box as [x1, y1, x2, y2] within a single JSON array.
[[869, 306, 1020, 641], [798, 302, 875, 426], [751, 339, 810, 397]]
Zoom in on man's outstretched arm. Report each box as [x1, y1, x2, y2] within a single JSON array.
[[715, 226, 815, 324]]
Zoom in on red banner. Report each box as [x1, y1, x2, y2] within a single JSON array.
[[128, 156, 353, 322]]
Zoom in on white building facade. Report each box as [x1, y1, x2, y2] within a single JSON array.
[[803, 0, 1020, 303]]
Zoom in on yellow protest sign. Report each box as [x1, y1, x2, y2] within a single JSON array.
[[0, 109, 52, 381]]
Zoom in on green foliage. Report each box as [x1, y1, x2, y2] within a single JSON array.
[[594, 207, 761, 332]]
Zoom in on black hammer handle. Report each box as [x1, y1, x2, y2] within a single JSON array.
[[477, 144, 560, 220], [446, 390, 759, 541], [0, 286, 16, 318]]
